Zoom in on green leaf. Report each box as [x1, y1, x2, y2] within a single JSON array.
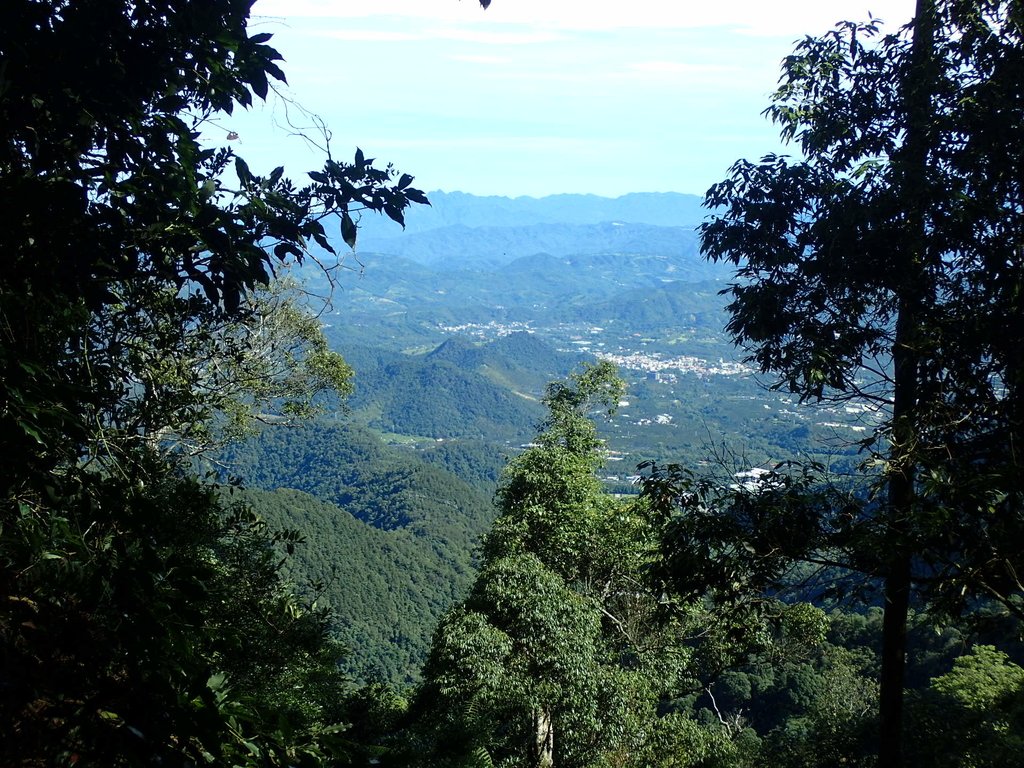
[[235, 157, 252, 185], [384, 204, 405, 227], [207, 672, 228, 692], [264, 61, 287, 84], [341, 212, 357, 249], [250, 70, 269, 100], [406, 188, 430, 205]]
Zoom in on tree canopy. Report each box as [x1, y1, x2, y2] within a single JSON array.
[[411, 364, 673, 767], [0, 0, 427, 763], [644, 2, 1024, 766]]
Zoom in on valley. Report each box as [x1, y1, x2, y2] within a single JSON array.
[[215, 192, 887, 685]]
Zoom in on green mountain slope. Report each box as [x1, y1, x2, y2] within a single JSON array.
[[336, 334, 586, 444], [238, 487, 477, 684], [220, 422, 499, 683], [350, 356, 542, 441]]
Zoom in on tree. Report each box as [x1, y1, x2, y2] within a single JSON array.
[[0, 0, 430, 762], [94, 274, 355, 458], [0, 453, 363, 765], [410, 363, 703, 768], [646, 2, 1024, 766], [1, 0, 428, 445], [761, 647, 879, 768], [907, 645, 1024, 767], [421, 553, 604, 768]]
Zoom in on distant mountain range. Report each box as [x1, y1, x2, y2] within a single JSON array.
[[336, 333, 586, 443], [353, 190, 709, 239], [297, 190, 733, 355], [339, 190, 709, 267], [358, 221, 704, 270], [322, 252, 727, 326]]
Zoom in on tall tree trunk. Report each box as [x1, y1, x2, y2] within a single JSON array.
[[879, 291, 919, 768], [878, 478, 913, 768], [532, 706, 554, 768], [878, 2, 937, 766]]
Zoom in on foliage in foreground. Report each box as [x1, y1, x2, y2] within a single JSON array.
[[660, 2, 1024, 765], [0, 0, 427, 763], [3, 455, 353, 764]]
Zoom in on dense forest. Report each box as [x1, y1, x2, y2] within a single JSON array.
[[2, 1, 1023, 768]]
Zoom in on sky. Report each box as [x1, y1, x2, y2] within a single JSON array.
[[226, 0, 918, 198]]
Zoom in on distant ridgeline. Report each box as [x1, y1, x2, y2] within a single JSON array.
[[352, 190, 710, 241], [303, 190, 731, 342]]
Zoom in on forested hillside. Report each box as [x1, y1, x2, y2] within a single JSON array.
[[340, 333, 583, 439], [238, 486, 479, 684], [219, 423, 498, 669]]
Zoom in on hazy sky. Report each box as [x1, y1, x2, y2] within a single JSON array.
[[226, 0, 917, 198]]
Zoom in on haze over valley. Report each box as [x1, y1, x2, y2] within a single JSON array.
[[218, 190, 885, 683], [311, 190, 878, 482]]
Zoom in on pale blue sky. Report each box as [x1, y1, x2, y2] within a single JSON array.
[[224, 1, 916, 198]]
